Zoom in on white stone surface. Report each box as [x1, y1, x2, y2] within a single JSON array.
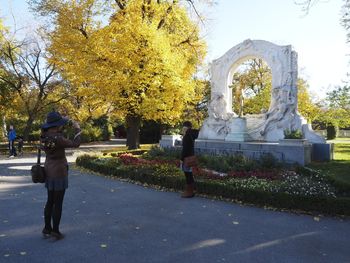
[[225, 118, 251, 141], [159, 135, 182, 148], [199, 39, 321, 143]]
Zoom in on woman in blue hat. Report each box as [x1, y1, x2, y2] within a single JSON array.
[[41, 111, 81, 240]]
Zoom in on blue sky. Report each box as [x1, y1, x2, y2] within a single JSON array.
[[1, 0, 348, 98]]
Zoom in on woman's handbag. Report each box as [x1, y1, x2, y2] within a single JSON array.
[[184, 155, 198, 167], [31, 148, 46, 183]]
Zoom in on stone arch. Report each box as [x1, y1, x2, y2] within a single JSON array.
[[210, 39, 297, 117], [199, 39, 325, 143]]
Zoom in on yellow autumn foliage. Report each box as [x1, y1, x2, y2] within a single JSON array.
[[49, 0, 206, 125]]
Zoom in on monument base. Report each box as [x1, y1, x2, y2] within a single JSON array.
[[225, 132, 252, 142], [194, 139, 319, 166], [224, 117, 253, 142], [159, 135, 182, 148]]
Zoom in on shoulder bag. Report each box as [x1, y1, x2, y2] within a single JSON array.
[[31, 148, 46, 183], [184, 155, 198, 167]]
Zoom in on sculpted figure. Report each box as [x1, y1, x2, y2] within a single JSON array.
[[260, 86, 295, 135], [209, 93, 229, 120], [233, 85, 244, 118]]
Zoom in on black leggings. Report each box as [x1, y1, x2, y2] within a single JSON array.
[[44, 190, 65, 232], [184, 172, 194, 185]]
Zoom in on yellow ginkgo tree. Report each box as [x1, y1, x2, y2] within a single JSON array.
[[36, 0, 207, 148]]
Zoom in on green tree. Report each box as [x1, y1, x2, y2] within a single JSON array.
[[297, 78, 321, 123], [230, 58, 272, 115], [319, 85, 350, 128], [0, 31, 68, 141], [230, 58, 321, 123]]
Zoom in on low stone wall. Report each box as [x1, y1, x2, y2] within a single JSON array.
[[339, 130, 350, 137], [159, 135, 182, 148], [314, 130, 350, 138]]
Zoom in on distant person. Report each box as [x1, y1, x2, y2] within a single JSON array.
[[17, 136, 24, 156], [41, 111, 81, 240], [180, 121, 199, 198], [8, 125, 17, 157]]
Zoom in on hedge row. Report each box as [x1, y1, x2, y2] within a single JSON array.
[[76, 155, 350, 216]]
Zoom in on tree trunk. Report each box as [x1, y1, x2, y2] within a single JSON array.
[[23, 114, 36, 142], [126, 115, 141, 149], [2, 115, 7, 139]]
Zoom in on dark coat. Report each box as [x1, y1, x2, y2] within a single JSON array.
[[41, 129, 81, 179], [181, 129, 199, 161]]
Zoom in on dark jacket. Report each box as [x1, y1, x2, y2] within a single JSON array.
[[41, 129, 81, 179], [181, 129, 199, 161]]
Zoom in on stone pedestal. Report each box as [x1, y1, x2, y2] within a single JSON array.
[[225, 118, 252, 142], [195, 139, 312, 166], [279, 139, 309, 146], [159, 135, 181, 148]]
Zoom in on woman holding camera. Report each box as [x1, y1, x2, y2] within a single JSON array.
[[41, 111, 81, 240]]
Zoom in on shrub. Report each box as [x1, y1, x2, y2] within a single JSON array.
[[284, 129, 303, 139], [259, 153, 280, 169], [327, 125, 338, 140], [197, 154, 278, 173], [28, 130, 41, 142], [81, 123, 103, 143], [93, 116, 113, 141], [143, 145, 181, 160]]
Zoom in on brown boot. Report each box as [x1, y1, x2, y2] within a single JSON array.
[[181, 184, 195, 198]]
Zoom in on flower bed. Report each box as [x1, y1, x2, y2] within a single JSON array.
[[76, 149, 350, 216]]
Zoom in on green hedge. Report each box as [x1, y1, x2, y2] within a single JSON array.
[[327, 125, 338, 140], [76, 155, 350, 216]]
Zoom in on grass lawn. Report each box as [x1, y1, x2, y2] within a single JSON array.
[[309, 139, 350, 193]]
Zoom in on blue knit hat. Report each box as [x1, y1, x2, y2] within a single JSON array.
[[42, 111, 69, 129]]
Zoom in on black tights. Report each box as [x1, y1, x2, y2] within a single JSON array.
[[44, 190, 65, 233], [184, 172, 194, 185]]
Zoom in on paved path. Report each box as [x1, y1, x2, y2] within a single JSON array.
[[0, 155, 349, 263]]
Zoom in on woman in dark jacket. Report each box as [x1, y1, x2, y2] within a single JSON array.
[[41, 111, 81, 240], [180, 121, 198, 198]]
